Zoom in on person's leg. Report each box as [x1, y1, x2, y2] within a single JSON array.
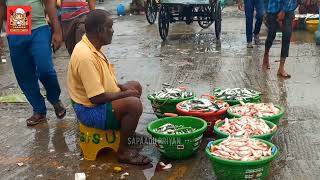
[[137, 0, 145, 14], [0, 38, 4, 58], [244, 0, 254, 47], [61, 19, 77, 55], [7, 34, 47, 125], [74, 14, 87, 46], [253, 0, 264, 44], [263, 13, 277, 69], [112, 97, 151, 165], [278, 11, 294, 78], [30, 25, 66, 118], [63, 14, 87, 55]]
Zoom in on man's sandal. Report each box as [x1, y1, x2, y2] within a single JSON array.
[[53, 100, 66, 119], [277, 72, 291, 78], [26, 113, 47, 126]]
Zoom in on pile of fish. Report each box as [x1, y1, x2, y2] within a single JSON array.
[[178, 98, 227, 112], [149, 88, 193, 100], [230, 103, 280, 117], [155, 123, 196, 134], [218, 117, 272, 136], [214, 88, 261, 101], [210, 137, 272, 161]]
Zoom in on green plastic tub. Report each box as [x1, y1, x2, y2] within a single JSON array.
[[227, 105, 285, 125], [147, 116, 207, 160], [212, 88, 262, 106], [206, 138, 279, 180], [147, 94, 195, 118], [213, 119, 277, 141]]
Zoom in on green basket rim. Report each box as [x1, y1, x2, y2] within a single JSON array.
[[212, 88, 262, 103], [218, 97, 260, 104], [205, 138, 279, 166], [147, 93, 195, 103], [227, 104, 285, 119], [213, 118, 277, 139], [147, 116, 207, 138]]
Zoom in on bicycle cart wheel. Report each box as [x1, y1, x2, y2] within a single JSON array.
[[214, 0, 221, 40], [158, 6, 170, 41], [198, 6, 213, 29], [145, 0, 158, 24]]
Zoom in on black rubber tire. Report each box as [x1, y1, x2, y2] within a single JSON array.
[[158, 6, 169, 41], [145, 0, 158, 24], [214, 1, 221, 40]]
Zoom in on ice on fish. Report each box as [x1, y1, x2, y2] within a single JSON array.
[[178, 98, 227, 112], [155, 123, 196, 134], [214, 88, 261, 101], [150, 88, 194, 100]]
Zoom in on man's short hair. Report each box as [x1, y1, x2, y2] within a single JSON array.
[[85, 9, 111, 34]]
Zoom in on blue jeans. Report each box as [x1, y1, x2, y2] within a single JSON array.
[[244, 0, 265, 43], [7, 25, 61, 115]]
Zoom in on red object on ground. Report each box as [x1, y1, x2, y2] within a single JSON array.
[[176, 100, 229, 136]]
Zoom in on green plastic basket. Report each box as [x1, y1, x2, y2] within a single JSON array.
[[147, 93, 195, 118], [212, 88, 262, 106], [227, 105, 285, 125], [147, 116, 207, 160], [206, 138, 279, 180], [213, 119, 277, 141]]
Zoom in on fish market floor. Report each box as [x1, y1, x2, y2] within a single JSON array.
[[0, 4, 320, 180]]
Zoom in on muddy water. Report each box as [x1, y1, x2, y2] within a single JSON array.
[[0, 8, 319, 180]]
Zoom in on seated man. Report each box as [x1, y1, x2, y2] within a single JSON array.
[[67, 9, 151, 165]]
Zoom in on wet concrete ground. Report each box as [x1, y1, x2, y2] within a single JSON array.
[[1, 2, 320, 180]]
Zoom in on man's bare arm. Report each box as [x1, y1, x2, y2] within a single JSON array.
[[43, 0, 63, 51], [90, 90, 140, 104], [0, 1, 6, 54], [0, 1, 6, 30]]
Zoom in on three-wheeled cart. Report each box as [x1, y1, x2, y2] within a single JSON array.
[[145, 0, 222, 41]]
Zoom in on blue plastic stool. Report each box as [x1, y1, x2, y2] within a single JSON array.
[[117, 4, 125, 16]]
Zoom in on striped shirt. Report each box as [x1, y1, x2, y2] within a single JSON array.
[[61, 0, 90, 21], [267, 0, 298, 13]]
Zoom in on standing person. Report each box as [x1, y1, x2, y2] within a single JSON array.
[[60, 0, 96, 55], [0, 5, 5, 59], [67, 10, 151, 165], [262, 0, 297, 78], [130, 0, 145, 15], [298, 0, 318, 14], [0, 36, 4, 59], [238, 0, 265, 48], [0, 0, 66, 126]]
